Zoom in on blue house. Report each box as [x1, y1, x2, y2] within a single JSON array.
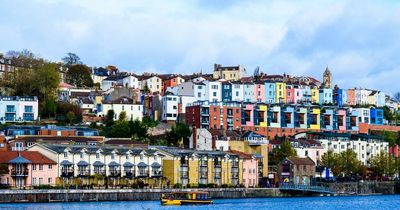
[[333, 88, 343, 107], [281, 106, 295, 128], [265, 81, 276, 104], [243, 83, 254, 102], [221, 82, 232, 102], [370, 108, 384, 125], [319, 88, 333, 105]]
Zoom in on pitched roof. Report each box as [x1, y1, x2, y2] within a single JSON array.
[[286, 157, 315, 165], [229, 150, 253, 159], [0, 151, 55, 164]]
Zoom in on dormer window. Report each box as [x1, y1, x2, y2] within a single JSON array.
[[111, 154, 115, 160], [80, 152, 84, 159], [140, 155, 144, 160], [96, 153, 100, 159], [64, 152, 68, 158]]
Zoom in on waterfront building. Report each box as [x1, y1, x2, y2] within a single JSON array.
[[279, 157, 315, 185], [310, 86, 320, 104], [0, 96, 38, 123], [27, 144, 166, 187], [0, 151, 57, 188], [291, 139, 324, 165], [160, 147, 243, 187], [230, 150, 259, 188], [213, 64, 246, 81], [319, 88, 333, 105], [286, 84, 295, 104]]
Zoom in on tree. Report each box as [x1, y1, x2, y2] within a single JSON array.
[[105, 110, 115, 127], [118, 111, 127, 121], [129, 119, 149, 140], [383, 106, 394, 124], [321, 150, 341, 176], [269, 140, 297, 166], [109, 121, 131, 138], [56, 102, 83, 124], [65, 64, 94, 88], [369, 151, 396, 179], [165, 123, 191, 146], [66, 111, 76, 125], [383, 131, 397, 146], [338, 149, 362, 178], [62, 53, 82, 66]]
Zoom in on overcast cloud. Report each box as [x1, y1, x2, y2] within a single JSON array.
[[0, 0, 399, 95]]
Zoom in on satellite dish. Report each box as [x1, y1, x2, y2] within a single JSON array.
[[253, 66, 260, 77]]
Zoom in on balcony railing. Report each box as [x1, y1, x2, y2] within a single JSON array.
[[78, 170, 90, 177], [109, 170, 121, 177], [61, 169, 74, 177], [11, 169, 29, 177], [152, 170, 162, 177], [93, 170, 106, 176], [137, 171, 149, 177], [124, 170, 135, 178]]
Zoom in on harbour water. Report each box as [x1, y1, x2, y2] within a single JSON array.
[[0, 195, 399, 210]]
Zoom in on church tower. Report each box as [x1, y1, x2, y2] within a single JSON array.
[[323, 66, 332, 89]]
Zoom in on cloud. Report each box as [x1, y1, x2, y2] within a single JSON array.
[[0, 0, 399, 95]]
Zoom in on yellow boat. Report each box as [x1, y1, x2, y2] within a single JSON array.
[[161, 191, 213, 206]]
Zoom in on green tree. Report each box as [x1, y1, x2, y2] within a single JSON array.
[[165, 123, 191, 146], [321, 150, 341, 176], [383, 106, 394, 124], [66, 111, 76, 125], [269, 140, 297, 166], [369, 151, 396, 179], [62, 52, 82, 66], [129, 119, 148, 140], [383, 131, 397, 146], [66, 64, 93, 88], [118, 111, 127, 121], [35, 62, 60, 117], [109, 121, 131, 138], [56, 102, 83, 124], [105, 110, 115, 127], [338, 149, 362, 178]]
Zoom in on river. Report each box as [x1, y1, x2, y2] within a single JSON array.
[[0, 195, 399, 210]]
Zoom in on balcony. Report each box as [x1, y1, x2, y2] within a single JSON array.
[[61, 169, 74, 177], [137, 171, 149, 178], [11, 169, 29, 177], [152, 170, 162, 177], [93, 170, 106, 176], [124, 170, 135, 178], [77, 170, 90, 177], [109, 170, 121, 177]]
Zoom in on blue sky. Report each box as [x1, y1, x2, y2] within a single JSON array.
[[0, 0, 399, 95]]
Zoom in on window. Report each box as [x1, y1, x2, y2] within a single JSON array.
[[213, 92, 217, 97], [33, 178, 37, 185], [48, 164, 52, 169], [32, 164, 37, 170], [96, 153, 100, 159], [48, 178, 52, 184], [39, 164, 43, 170], [24, 106, 33, 113], [111, 154, 115, 160], [39, 178, 43, 185]]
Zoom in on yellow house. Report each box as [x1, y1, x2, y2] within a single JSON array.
[[258, 105, 268, 127], [311, 87, 319, 104], [213, 64, 246, 81], [228, 141, 269, 178], [275, 82, 286, 103], [309, 108, 321, 130], [161, 149, 243, 187]]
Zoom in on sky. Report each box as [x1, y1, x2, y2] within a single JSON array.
[[0, 0, 399, 95]]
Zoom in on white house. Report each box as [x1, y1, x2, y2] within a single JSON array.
[[98, 96, 143, 121], [193, 82, 206, 101], [0, 96, 39, 123], [162, 95, 179, 122], [231, 82, 244, 102], [189, 128, 213, 150], [204, 81, 222, 102], [101, 75, 139, 91], [138, 75, 162, 93]]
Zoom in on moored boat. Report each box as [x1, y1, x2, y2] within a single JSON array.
[[161, 191, 213, 206]]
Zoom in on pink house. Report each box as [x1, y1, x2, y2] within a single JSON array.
[[0, 151, 57, 188], [244, 104, 254, 126], [337, 109, 347, 131], [231, 150, 259, 188], [254, 83, 265, 103], [286, 85, 294, 104]]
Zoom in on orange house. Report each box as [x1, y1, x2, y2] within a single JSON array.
[[347, 89, 356, 106], [160, 74, 185, 94]]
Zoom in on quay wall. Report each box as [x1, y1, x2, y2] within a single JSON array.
[[327, 181, 399, 195]]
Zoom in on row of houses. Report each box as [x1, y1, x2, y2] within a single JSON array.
[[185, 101, 385, 139], [0, 143, 262, 189]]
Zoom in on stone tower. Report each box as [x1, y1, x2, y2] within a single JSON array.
[[323, 66, 332, 89]]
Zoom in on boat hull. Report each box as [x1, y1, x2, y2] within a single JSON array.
[[161, 199, 213, 206]]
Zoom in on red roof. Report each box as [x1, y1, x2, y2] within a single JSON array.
[[0, 151, 56, 164], [59, 82, 74, 89], [229, 150, 253, 159]]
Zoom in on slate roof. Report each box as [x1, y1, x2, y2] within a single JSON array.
[[123, 162, 135, 167], [93, 161, 105, 166], [9, 156, 32, 164], [286, 157, 315, 165], [108, 161, 120, 167]]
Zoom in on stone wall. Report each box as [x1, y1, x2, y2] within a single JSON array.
[[327, 181, 397, 195]]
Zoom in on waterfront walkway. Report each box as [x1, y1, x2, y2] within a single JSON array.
[[279, 184, 334, 195]]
